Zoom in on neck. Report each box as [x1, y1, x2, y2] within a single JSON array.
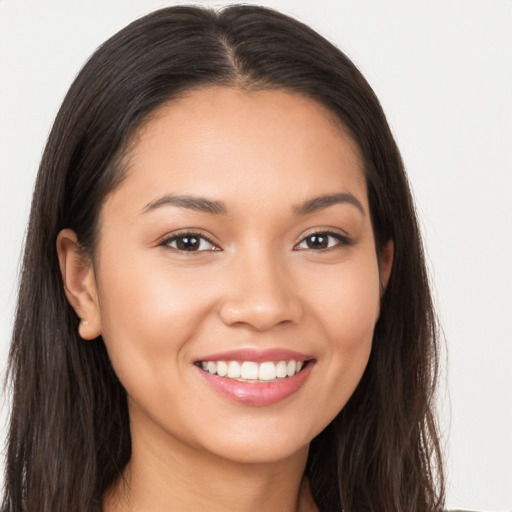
[[103, 411, 317, 512]]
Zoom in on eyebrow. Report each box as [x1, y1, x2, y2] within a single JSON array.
[[141, 191, 365, 217], [294, 192, 365, 216], [141, 194, 228, 215]]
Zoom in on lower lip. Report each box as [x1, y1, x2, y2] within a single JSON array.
[[196, 362, 314, 406]]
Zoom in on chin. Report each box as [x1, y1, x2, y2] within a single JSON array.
[[206, 435, 310, 465], [190, 414, 327, 466]]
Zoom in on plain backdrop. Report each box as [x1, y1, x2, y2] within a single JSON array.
[[0, 1, 511, 510]]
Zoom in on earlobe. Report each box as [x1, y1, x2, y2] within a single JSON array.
[[56, 229, 102, 340], [379, 240, 394, 294]]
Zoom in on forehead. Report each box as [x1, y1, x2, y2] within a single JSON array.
[[105, 86, 367, 217]]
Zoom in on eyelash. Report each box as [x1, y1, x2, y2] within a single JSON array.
[[293, 230, 352, 251], [159, 231, 219, 252], [159, 229, 351, 253]]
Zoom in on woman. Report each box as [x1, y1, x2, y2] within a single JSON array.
[[3, 5, 444, 511]]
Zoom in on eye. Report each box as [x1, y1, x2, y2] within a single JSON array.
[[294, 231, 350, 251], [161, 232, 219, 252]]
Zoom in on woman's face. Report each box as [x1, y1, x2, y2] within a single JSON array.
[[78, 87, 391, 464]]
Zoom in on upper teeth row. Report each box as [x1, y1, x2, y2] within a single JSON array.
[[200, 360, 304, 381]]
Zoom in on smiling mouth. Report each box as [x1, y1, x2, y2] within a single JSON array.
[[195, 359, 309, 383]]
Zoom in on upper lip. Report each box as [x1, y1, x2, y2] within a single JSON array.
[[195, 348, 313, 363]]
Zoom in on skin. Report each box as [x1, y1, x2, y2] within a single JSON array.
[[58, 87, 393, 512]]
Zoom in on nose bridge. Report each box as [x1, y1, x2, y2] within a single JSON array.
[[218, 242, 302, 330]]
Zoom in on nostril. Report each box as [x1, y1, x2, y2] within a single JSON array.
[[218, 295, 303, 332]]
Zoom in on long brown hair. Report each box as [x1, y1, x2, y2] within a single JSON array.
[[3, 5, 444, 511]]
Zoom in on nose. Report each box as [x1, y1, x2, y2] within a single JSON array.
[[218, 251, 304, 331]]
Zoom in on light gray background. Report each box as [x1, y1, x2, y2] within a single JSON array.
[[1, 1, 511, 509]]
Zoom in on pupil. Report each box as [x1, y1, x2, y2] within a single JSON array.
[[307, 234, 328, 249], [177, 236, 199, 251]]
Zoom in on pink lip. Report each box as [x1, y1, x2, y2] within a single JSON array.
[[196, 360, 314, 406], [195, 348, 312, 363]]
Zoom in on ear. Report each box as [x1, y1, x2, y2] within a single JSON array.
[[56, 229, 102, 340], [378, 239, 394, 294]]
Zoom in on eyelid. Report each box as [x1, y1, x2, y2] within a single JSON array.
[[158, 229, 221, 251], [294, 228, 352, 250]]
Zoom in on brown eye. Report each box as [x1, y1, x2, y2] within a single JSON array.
[[295, 231, 350, 251], [163, 233, 218, 252], [304, 234, 329, 249], [176, 235, 201, 251]]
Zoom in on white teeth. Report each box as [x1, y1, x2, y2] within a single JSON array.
[[199, 359, 307, 381], [259, 362, 276, 381], [216, 360, 228, 377], [241, 361, 259, 380], [276, 361, 288, 378], [227, 361, 241, 378]]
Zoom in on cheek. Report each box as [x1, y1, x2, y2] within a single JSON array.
[[308, 252, 381, 345], [301, 254, 381, 417], [95, 256, 219, 389]]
